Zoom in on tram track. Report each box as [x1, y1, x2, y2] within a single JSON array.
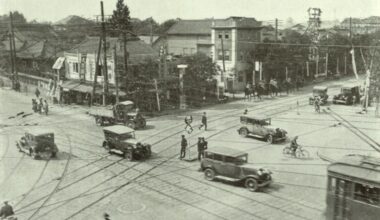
[[325, 108, 380, 152], [7, 82, 343, 219], [42, 99, 314, 219]]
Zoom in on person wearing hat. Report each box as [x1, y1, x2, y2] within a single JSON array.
[[180, 135, 187, 160], [0, 201, 14, 218], [103, 212, 111, 220]]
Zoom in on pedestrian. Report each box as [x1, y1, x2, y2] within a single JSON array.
[[197, 137, 208, 160], [32, 99, 37, 113], [38, 98, 43, 114], [199, 112, 207, 131], [197, 137, 203, 160], [180, 135, 187, 160], [184, 115, 193, 133], [43, 100, 49, 115], [243, 108, 248, 115], [0, 201, 14, 219], [103, 212, 111, 220], [35, 87, 40, 98], [86, 92, 91, 107]]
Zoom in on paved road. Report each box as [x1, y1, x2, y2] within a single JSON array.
[[0, 77, 379, 220]]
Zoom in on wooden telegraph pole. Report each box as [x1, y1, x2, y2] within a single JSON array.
[[100, 1, 109, 106], [114, 46, 119, 104], [92, 38, 102, 106]]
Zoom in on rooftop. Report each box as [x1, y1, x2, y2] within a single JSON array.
[[206, 147, 247, 157], [241, 114, 270, 121], [313, 86, 328, 90], [103, 125, 135, 134], [167, 19, 218, 35], [328, 154, 380, 184]]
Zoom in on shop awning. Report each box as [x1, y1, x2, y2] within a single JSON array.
[[61, 80, 79, 91], [52, 57, 65, 70]]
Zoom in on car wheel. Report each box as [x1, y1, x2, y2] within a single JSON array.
[[125, 151, 133, 161], [239, 128, 248, 137], [204, 168, 215, 181], [266, 135, 273, 144], [127, 122, 136, 130], [102, 141, 111, 153], [245, 178, 259, 192], [95, 117, 104, 126]]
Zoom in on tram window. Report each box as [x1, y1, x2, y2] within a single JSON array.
[[354, 183, 380, 205], [328, 177, 336, 191]]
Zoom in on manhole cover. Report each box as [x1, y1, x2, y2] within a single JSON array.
[[117, 202, 146, 214]]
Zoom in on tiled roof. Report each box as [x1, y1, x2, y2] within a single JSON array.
[[66, 37, 158, 64], [167, 19, 216, 35]]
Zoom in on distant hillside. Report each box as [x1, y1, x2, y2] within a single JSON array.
[[341, 16, 380, 24], [55, 15, 94, 25]]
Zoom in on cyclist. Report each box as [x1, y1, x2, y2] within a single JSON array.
[[290, 136, 299, 156]]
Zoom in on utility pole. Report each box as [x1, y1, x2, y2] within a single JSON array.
[[349, 17, 352, 42], [344, 53, 347, 75], [220, 37, 226, 80], [275, 18, 278, 42], [123, 32, 128, 95], [154, 79, 160, 111], [8, 26, 14, 87], [325, 52, 329, 76], [92, 37, 102, 106], [114, 46, 119, 104], [150, 18, 153, 46], [9, 12, 17, 88], [100, 1, 109, 106], [306, 61, 310, 77]]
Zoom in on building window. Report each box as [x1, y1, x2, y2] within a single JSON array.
[[218, 49, 230, 61], [225, 33, 229, 39], [224, 50, 230, 60], [73, 62, 79, 73], [218, 33, 223, 39], [238, 71, 244, 82]]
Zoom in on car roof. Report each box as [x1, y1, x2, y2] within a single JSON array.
[[313, 86, 328, 90], [24, 128, 54, 136], [119, 100, 134, 106], [206, 147, 247, 157], [241, 114, 270, 121], [103, 125, 134, 134], [328, 154, 380, 185]]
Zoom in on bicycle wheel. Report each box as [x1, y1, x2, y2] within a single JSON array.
[[283, 147, 291, 155]]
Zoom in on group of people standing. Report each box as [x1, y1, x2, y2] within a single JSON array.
[[32, 88, 48, 115], [180, 112, 208, 160]]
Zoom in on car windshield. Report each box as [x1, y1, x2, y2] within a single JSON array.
[[313, 90, 325, 96], [235, 155, 248, 164], [259, 119, 270, 126], [342, 88, 353, 94], [119, 132, 135, 140]]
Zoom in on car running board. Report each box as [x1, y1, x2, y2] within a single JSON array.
[[215, 175, 240, 182]]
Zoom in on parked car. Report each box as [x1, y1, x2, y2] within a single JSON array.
[[332, 84, 361, 105], [309, 86, 329, 105], [102, 125, 151, 161], [237, 114, 287, 144], [16, 129, 58, 159], [89, 100, 146, 129], [200, 147, 272, 191]]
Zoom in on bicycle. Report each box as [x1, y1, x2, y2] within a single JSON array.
[[283, 145, 310, 159]]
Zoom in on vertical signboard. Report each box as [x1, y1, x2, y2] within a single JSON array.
[[80, 53, 87, 82]]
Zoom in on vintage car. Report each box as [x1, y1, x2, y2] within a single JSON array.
[[332, 84, 361, 105], [200, 147, 272, 191], [237, 114, 287, 144], [89, 101, 146, 129], [16, 129, 58, 159], [102, 125, 151, 161], [309, 86, 329, 105]]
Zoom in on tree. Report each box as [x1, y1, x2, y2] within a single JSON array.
[[109, 0, 132, 94], [0, 11, 27, 24], [156, 19, 178, 35], [109, 0, 132, 32], [179, 53, 219, 105]]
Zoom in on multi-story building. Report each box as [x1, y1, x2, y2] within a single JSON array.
[[211, 17, 263, 91]]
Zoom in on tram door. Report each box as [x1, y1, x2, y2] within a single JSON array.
[[333, 179, 351, 220]]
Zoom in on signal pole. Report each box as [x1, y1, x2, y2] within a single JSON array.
[[114, 46, 119, 104], [100, 1, 109, 106], [275, 18, 278, 42]]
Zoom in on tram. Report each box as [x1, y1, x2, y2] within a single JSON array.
[[326, 154, 380, 220]]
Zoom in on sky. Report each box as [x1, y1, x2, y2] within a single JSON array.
[[0, 0, 379, 24]]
